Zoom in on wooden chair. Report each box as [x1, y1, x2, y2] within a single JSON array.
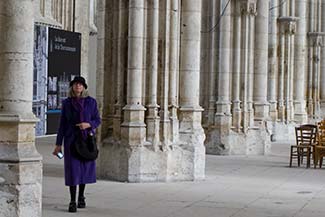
[[289, 124, 317, 168], [314, 120, 325, 168]]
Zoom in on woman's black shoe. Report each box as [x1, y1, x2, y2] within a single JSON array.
[[68, 202, 77, 212], [77, 197, 86, 208]]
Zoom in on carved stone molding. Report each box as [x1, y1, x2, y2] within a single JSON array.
[[238, 0, 257, 16], [278, 16, 298, 35], [308, 32, 325, 47]]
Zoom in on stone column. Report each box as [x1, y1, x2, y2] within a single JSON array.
[[268, 0, 279, 121], [113, 1, 128, 140], [320, 0, 325, 115], [278, 17, 297, 122], [307, 1, 315, 116], [121, 0, 146, 147], [169, 0, 180, 143], [308, 33, 324, 118], [179, 0, 205, 180], [247, 3, 256, 127], [146, 0, 160, 148], [159, 0, 171, 146], [290, 0, 295, 16], [95, 0, 106, 142], [75, 0, 90, 78], [317, 0, 322, 31], [294, 0, 308, 123], [253, 0, 269, 121], [89, 0, 98, 33], [240, 0, 256, 131], [215, 0, 232, 130], [232, 2, 242, 131], [277, 5, 287, 122], [0, 1, 42, 216], [208, 0, 218, 126]]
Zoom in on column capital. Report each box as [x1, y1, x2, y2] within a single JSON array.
[[237, 0, 257, 16], [307, 32, 325, 47], [278, 16, 299, 35]]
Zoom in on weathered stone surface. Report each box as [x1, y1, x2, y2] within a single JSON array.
[[0, 162, 42, 217], [205, 127, 271, 156], [99, 138, 205, 182]]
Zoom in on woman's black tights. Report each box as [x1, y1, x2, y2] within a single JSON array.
[[69, 184, 86, 202]]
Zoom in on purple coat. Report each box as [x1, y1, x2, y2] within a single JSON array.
[[56, 96, 101, 186]]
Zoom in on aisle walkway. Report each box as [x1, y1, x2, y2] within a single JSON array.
[[38, 137, 325, 217]]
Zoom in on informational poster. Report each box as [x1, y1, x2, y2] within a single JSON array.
[[33, 25, 48, 136], [47, 28, 81, 134], [33, 26, 81, 135]]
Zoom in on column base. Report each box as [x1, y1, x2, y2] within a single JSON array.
[[293, 100, 307, 123], [254, 102, 270, 121], [169, 105, 179, 143], [232, 108, 242, 132], [205, 126, 271, 155], [98, 106, 206, 182], [0, 114, 42, 217], [269, 101, 278, 121], [146, 104, 160, 149], [121, 104, 146, 145], [278, 105, 285, 122], [98, 137, 205, 182]]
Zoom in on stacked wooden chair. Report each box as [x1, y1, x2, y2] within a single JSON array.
[[314, 120, 325, 168], [289, 124, 317, 168]]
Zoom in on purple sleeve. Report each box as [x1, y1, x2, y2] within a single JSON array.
[[55, 100, 67, 146], [89, 99, 101, 130]]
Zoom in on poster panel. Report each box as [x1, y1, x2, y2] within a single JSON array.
[[47, 28, 81, 134]]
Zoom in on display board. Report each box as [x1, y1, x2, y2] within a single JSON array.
[[47, 27, 81, 134], [33, 26, 81, 135]]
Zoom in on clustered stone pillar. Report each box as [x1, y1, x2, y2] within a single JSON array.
[[308, 32, 324, 118], [278, 17, 297, 123], [268, 0, 279, 121], [75, 0, 90, 78], [215, 0, 232, 131], [168, 0, 180, 143], [159, 0, 171, 147], [98, 0, 205, 182], [0, 1, 42, 216], [240, 0, 256, 132], [120, 0, 147, 182], [307, 0, 316, 116], [179, 0, 205, 179], [246, 1, 256, 128], [146, 0, 160, 149], [232, 2, 242, 131], [207, 0, 218, 126], [113, 1, 128, 140], [253, 0, 269, 121], [294, 0, 308, 123]]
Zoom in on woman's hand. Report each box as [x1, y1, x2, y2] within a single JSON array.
[[52, 145, 62, 156], [76, 122, 91, 130]]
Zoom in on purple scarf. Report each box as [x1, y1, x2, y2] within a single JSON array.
[[71, 97, 88, 140]]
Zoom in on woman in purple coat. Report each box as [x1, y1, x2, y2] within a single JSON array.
[[53, 76, 101, 213]]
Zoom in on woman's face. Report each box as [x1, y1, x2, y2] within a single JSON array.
[[72, 82, 84, 95]]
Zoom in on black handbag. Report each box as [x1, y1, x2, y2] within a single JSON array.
[[72, 131, 99, 161]]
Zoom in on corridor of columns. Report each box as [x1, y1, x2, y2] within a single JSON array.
[[201, 0, 325, 155], [1, 0, 325, 216]]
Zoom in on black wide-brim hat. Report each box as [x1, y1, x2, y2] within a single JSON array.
[[70, 76, 88, 89]]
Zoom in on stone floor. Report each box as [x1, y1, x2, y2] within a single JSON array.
[[38, 136, 325, 217]]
